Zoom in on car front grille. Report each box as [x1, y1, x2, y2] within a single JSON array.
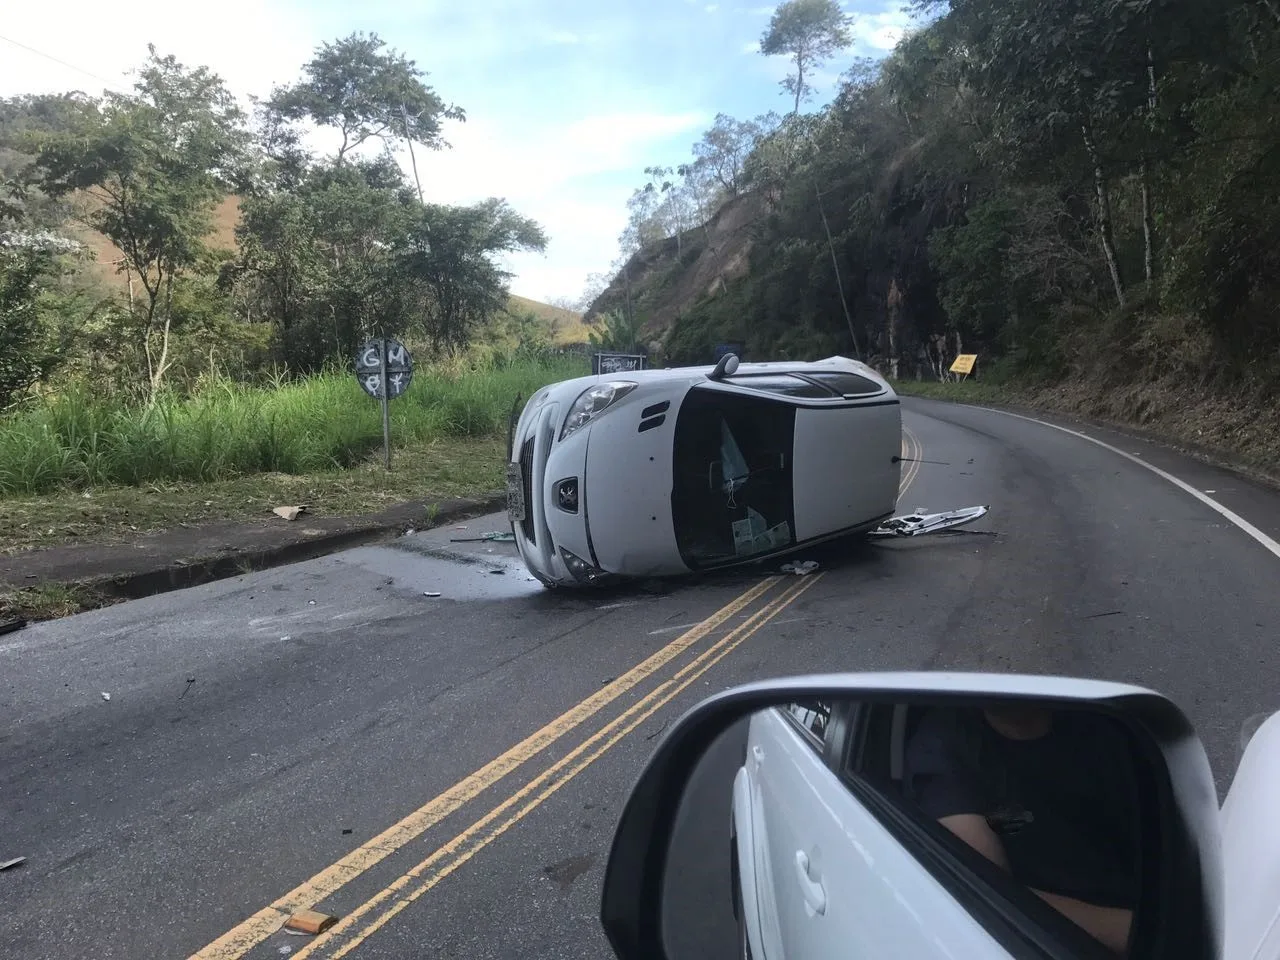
[[520, 436, 536, 545]]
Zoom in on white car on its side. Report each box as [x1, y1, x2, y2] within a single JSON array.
[[505, 355, 902, 586]]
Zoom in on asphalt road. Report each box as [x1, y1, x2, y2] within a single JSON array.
[[4, 396, 1280, 960]]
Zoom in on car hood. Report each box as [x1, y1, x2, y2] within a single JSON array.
[[583, 394, 687, 577]]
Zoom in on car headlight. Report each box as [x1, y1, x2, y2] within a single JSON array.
[[559, 548, 609, 584], [560, 381, 637, 441]]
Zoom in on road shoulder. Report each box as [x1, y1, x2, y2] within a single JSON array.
[[0, 492, 503, 624]]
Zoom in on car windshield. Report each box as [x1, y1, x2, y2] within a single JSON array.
[[671, 387, 797, 568]]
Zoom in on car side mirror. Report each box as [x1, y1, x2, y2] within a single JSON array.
[[600, 673, 1223, 960]]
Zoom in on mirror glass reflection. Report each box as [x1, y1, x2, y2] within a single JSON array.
[[662, 698, 1147, 960]]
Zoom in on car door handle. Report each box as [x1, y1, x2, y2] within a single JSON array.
[[794, 851, 827, 916], [751, 746, 765, 767]]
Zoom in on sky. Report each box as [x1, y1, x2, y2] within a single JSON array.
[[0, 0, 917, 305]]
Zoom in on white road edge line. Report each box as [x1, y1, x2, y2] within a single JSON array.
[[973, 405, 1280, 562]]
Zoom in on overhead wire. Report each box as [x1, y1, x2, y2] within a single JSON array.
[[0, 33, 132, 93]]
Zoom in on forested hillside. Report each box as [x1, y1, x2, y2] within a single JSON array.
[[599, 0, 1280, 454]]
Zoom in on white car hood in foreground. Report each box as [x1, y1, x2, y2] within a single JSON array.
[[1222, 710, 1280, 960]]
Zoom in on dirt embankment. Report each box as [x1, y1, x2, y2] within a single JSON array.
[[905, 372, 1280, 490], [1028, 376, 1280, 483], [586, 191, 765, 337]]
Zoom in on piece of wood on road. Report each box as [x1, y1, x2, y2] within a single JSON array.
[[285, 910, 338, 935]]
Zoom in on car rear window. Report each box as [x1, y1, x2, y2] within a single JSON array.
[[806, 371, 883, 396], [725, 374, 833, 397]]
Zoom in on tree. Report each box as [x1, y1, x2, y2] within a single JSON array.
[[231, 156, 419, 370], [691, 114, 765, 196], [30, 48, 247, 401], [0, 245, 65, 409], [268, 32, 463, 166], [397, 198, 547, 351], [576, 271, 612, 314], [760, 0, 854, 114]]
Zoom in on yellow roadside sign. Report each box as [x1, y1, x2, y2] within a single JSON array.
[[950, 354, 977, 375]]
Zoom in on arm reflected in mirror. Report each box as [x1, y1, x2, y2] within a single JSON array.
[[936, 813, 1133, 956], [937, 812, 1010, 871], [1029, 889, 1133, 957], [906, 705, 1139, 957]]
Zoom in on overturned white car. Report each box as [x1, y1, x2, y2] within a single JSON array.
[[506, 355, 903, 586]]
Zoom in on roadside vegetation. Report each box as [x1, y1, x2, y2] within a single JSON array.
[[0, 355, 584, 496], [0, 35, 596, 560], [0, 353, 585, 553]]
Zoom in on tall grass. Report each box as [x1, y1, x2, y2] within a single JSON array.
[[0, 355, 588, 495]]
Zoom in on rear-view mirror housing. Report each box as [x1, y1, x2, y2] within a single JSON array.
[[600, 672, 1223, 960]]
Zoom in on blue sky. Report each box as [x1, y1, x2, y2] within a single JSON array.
[[1, 0, 916, 304]]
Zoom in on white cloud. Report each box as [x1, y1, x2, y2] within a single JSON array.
[[542, 29, 583, 45], [411, 110, 706, 301], [0, 0, 317, 102], [705, 4, 720, 11], [852, 8, 914, 52], [741, 40, 761, 54]]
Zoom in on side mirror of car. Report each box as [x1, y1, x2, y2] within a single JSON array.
[[600, 672, 1224, 960]]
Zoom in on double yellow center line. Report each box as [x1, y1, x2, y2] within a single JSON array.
[[191, 578, 787, 960], [293, 574, 825, 959], [192, 420, 922, 960]]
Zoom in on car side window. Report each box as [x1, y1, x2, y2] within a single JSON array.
[[840, 703, 1145, 960], [781, 700, 831, 749]]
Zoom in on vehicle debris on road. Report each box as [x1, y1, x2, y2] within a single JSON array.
[[0, 856, 26, 871], [285, 910, 338, 935], [867, 505, 990, 539], [780, 560, 820, 576], [450, 531, 517, 543]]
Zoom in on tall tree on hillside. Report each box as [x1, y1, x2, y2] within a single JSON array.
[[397, 198, 547, 351], [268, 32, 464, 167], [691, 113, 767, 196], [760, 0, 854, 114], [29, 48, 247, 401]]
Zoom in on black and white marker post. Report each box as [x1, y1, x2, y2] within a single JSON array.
[[356, 337, 415, 471]]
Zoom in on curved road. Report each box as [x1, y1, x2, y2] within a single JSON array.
[[3, 397, 1280, 960]]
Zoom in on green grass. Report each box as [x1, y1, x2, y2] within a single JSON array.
[[0, 582, 107, 621], [0, 354, 587, 497], [0, 435, 510, 554]]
